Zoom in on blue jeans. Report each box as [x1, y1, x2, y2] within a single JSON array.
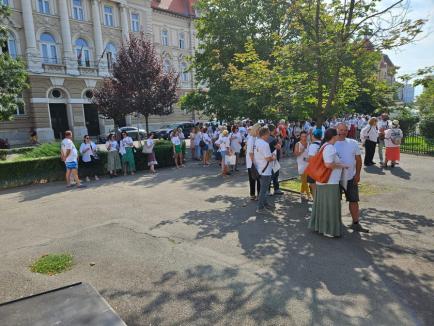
[[258, 175, 271, 209], [195, 145, 202, 159]]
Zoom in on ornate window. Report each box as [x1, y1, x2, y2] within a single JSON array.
[[38, 0, 50, 14], [104, 5, 114, 27], [131, 13, 140, 32], [180, 62, 189, 82], [106, 42, 117, 69], [161, 29, 169, 46], [75, 38, 90, 67], [40, 33, 58, 64], [179, 32, 185, 49], [72, 0, 84, 21]]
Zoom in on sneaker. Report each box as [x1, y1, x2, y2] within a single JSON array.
[[350, 223, 369, 233], [250, 196, 256, 201], [77, 184, 87, 189], [86, 177, 91, 182], [274, 189, 284, 195]]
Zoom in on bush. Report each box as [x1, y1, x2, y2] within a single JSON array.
[[420, 115, 434, 139], [394, 113, 419, 136], [0, 141, 175, 189]]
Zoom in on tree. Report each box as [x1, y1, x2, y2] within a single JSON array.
[[93, 32, 179, 133], [0, 4, 28, 121], [178, 90, 210, 122], [415, 79, 434, 117], [194, 0, 425, 122]]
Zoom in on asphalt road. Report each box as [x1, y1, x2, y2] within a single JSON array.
[[0, 153, 433, 325]]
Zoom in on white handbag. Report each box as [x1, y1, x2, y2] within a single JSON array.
[[225, 154, 236, 165], [142, 141, 154, 154]]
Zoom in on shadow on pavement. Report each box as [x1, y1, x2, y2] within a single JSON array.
[[102, 194, 432, 325]]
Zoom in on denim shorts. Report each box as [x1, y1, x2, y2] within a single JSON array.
[[65, 161, 78, 170], [220, 151, 226, 162]]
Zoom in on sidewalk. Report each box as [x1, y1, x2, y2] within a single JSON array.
[[0, 153, 432, 325]]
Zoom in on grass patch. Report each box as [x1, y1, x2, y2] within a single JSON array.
[[30, 253, 73, 275], [280, 178, 389, 196]]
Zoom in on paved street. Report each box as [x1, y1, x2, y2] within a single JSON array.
[[0, 153, 433, 325]]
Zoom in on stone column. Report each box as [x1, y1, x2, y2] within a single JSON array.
[[58, 0, 79, 75], [20, 0, 42, 72], [91, 0, 108, 76], [120, 4, 129, 41]]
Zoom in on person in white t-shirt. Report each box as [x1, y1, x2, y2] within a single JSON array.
[[335, 123, 368, 233], [254, 126, 276, 213], [246, 124, 261, 200], [306, 128, 323, 198], [308, 128, 348, 237], [384, 120, 403, 168], [79, 135, 99, 182], [294, 131, 311, 200], [230, 125, 242, 172], [202, 127, 213, 166], [61, 130, 84, 188], [215, 129, 231, 176], [119, 131, 136, 176], [171, 130, 183, 169]]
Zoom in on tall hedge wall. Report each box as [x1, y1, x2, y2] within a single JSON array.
[[0, 142, 176, 189]]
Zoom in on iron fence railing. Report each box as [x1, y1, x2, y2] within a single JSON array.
[[400, 132, 434, 156]]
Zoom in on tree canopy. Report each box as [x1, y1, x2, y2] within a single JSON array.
[[192, 0, 425, 122], [93, 32, 179, 132], [0, 4, 28, 121]]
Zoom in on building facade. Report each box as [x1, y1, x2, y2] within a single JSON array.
[[0, 0, 197, 144], [397, 83, 415, 104]]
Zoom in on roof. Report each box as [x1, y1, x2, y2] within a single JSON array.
[[151, 0, 197, 17]]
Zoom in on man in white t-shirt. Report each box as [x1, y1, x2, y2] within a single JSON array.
[[254, 126, 276, 213], [61, 130, 84, 188], [335, 123, 368, 233]]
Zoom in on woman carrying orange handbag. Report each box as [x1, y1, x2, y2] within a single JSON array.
[[308, 128, 349, 237]]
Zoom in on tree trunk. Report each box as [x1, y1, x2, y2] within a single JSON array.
[[145, 114, 149, 135]]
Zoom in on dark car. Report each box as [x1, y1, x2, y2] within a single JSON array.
[[153, 122, 195, 140]]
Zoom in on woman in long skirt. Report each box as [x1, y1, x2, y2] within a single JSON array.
[[308, 128, 348, 237], [105, 134, 121, 177], [146, 133, 158, 173], [120, 131, 136, 176]]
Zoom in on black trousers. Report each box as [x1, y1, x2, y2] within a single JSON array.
[[269, 170, 280, 191], [364, 139, 377, 165], [248, 168, 261, 196]]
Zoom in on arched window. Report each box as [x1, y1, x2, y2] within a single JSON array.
[[179, 32, 185, 49], [75, 38, 91, 67], [106, 42, 117, 69], [7, 33, 17, 59], [180, 62, 189, 82], [40, 33, 57, 64], [163, 59, 171, 73], [161, 29, 169, 46]]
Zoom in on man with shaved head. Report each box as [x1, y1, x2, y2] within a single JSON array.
[[334, 123, 368, 233]]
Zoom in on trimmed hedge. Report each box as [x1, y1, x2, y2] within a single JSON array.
[[0, 142, 175, 189]]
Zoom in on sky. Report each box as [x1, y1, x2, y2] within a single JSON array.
[[383, 0, 434, 95]]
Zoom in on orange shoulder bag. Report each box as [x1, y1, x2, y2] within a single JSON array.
[[305, 144, 332, 183]]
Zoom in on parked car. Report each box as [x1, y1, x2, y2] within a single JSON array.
[[99, 127, 147, 143], [153, 122, 195, 140]]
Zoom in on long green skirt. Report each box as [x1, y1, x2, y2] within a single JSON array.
[[308, 184, 342, 237], [122, 147, 136, 172]]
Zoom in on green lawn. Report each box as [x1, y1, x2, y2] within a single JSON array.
[[280, 178, 390, 196]]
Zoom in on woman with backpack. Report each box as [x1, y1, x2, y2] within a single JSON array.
[[308, 128, 349, 238], [384, 120, 403, 168], [307, 128, 323, 198]]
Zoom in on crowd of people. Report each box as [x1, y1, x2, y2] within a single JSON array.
[[59, 112, 403, 238]]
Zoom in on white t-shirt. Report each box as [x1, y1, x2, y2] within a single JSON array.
[[106, 140, 119, 152], [230, 132, 242, 153], [203, 133, 212, 147], [295, 142, 309, 175], [254, 138, 272, 176], [171, 136, 181, 146], [119, 136, 133, 155], [317, 144, 342, 185], [385, 128, 403, 148], [239, 126, 247, 138], [79, 142, 96, 163], [61, 138, 78, 163], [216, 135, 230, 152], [308, 141, 321, 157], [245, 135, 255, 169], [334, 138, 361, 180], [194, 132, 202, 146]]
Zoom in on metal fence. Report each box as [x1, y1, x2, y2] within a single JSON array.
[[400, 132, 434, 156]]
